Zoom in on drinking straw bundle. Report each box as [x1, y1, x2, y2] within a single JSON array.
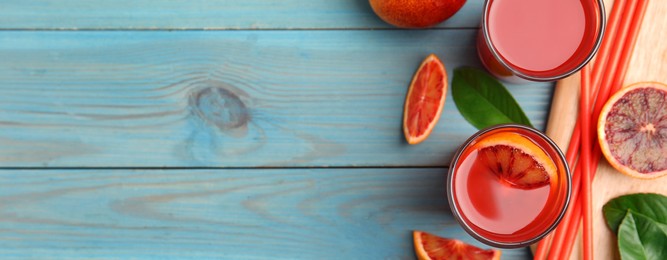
[[534, 0, 649, 259]]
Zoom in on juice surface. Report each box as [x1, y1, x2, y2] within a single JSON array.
[[454, 149, 551, 239], [452, 129, 567, 244], [488, 0, 588, 72]]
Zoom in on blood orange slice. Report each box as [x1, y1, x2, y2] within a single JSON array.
[[403, 54, 448, 144], [471, 131, 557, 189], [413, 231, 501, 260], [598, 82, 667, 179]]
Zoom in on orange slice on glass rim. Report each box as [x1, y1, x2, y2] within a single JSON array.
[[471, 131, 558, 189], [403, 54, 448, 144], [413, 231, 501, 260], [598, 82, 667, 179]]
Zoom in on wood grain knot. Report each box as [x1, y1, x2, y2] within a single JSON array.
[[189, 85, 250, 132]]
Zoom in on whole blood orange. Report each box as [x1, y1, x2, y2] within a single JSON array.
[[598, 82, 667, 179], [369, 0, 467, 28], [413, 231, 501, 260], [403, 54, 447, 144], [471, 131, 557, 189]]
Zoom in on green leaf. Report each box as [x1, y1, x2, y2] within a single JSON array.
[[451, 67, 533, 130], [618, 211, 667, 260], [603, 193, 667, 233]]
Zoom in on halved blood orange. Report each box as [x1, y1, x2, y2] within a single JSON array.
[[471, 131, 557, 189], [598, 82, 667, 179], [413, 231, 501, 260], [403, 54, 448, 144]]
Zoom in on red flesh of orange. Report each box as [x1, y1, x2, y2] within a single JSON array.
[[598, 82, 667, 179], [472, 132, 557, 189], [413, 231, 501, 260], [403, 54, 448, 144]]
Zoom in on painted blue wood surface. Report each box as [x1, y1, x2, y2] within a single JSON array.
[[1, 0, 483, 29], [0, 168, 530, 259], [0, 30, 552, 167], [0, 0, 554, 258]]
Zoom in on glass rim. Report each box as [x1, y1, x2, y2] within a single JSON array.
[[446, 124, 572, 248], [481, 0, 606, 82]]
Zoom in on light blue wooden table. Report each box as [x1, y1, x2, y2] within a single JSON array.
[[0, 1, 554, 259]]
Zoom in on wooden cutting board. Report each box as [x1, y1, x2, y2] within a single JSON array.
[[540, 0, 667, 259]]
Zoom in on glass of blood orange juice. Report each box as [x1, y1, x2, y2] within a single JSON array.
[[447, 124, 571, 248], [477, 0, 605, 83]]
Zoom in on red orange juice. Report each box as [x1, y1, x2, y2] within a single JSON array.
[[478, 0, 605, 82], [448, 125, 570, 248]]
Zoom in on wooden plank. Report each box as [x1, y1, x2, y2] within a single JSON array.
[[0, 0, 483, 30], [0, 30, 552, 167], [0, 168, 530, 259]]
